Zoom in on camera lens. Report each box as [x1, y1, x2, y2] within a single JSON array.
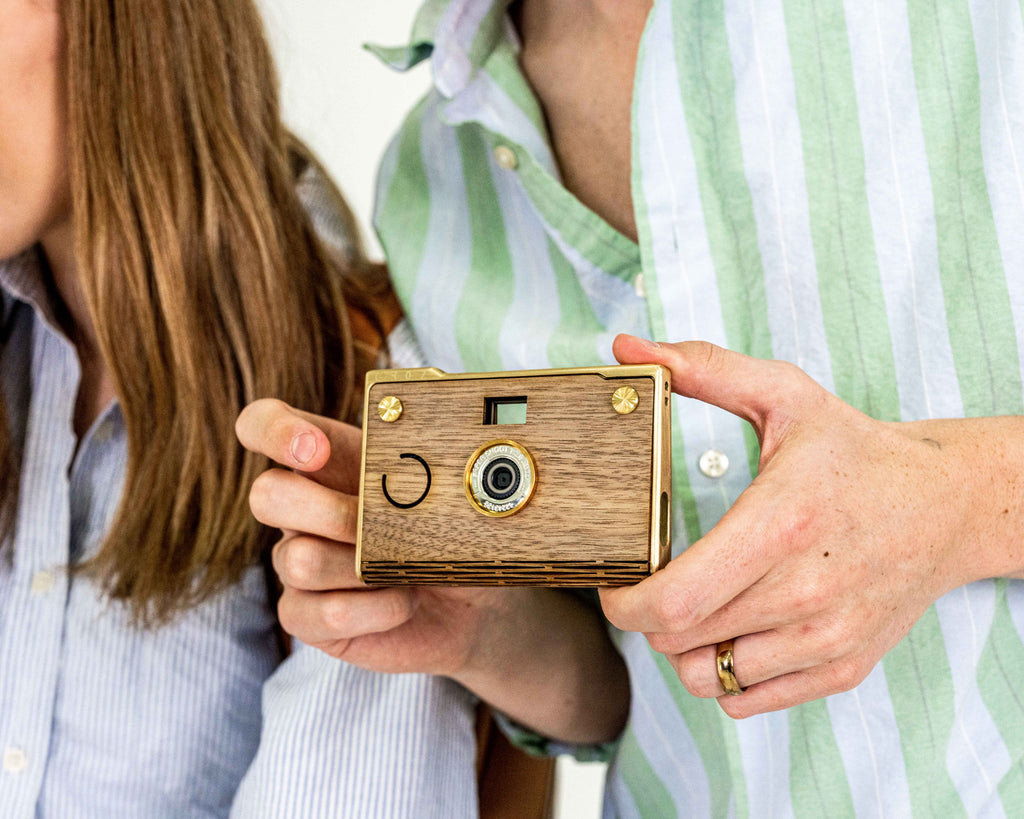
[[482, 458, 520, 501], [465, 440, 536, 516]]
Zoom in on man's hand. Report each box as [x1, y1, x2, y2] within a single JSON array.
[[235, 399, 630, 743], [601, 335, 1024, 719]]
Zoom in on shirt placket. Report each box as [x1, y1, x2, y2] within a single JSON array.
[[438, 37, 649, 361], [0, 319, 78, 810], [443, 67, 643, 290], [630, 5, 755, 546]]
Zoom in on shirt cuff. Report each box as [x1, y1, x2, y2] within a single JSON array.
[[491, 710, 620, 763]]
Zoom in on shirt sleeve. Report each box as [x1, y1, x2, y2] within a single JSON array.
[[490, 710, 619, 763], [387, 318, 429, 368], [230, 641, 479, 818]]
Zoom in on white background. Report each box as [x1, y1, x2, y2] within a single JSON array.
[[256, 2, 608, 816], [256, 0, 429, 259]]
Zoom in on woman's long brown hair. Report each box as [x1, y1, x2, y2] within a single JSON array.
[[0, 0, 392, 624]]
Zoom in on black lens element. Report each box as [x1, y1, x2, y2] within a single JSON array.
[[482, 457, 520, 501]]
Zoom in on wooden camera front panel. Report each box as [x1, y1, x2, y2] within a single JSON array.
[[356, 365, 671, 586]]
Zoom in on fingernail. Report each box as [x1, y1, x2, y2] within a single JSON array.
[[290, 431, 317, 465], [635, 336, 661, 351]]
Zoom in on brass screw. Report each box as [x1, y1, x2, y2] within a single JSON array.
[[377, 395, 403, 422], [612, 386, 639, 415]]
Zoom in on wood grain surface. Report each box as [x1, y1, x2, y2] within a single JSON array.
[[358, 369, 671, 585]]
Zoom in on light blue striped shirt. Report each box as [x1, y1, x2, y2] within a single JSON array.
[[0, 250, 478, 817]]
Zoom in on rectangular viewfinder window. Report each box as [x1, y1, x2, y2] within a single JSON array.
[[484, 397, 527, 425]]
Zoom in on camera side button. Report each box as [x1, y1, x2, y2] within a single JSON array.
[[381, 453, 432, 509]]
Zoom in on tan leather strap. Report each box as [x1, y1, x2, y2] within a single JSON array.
[[475, 704, 556, 819]]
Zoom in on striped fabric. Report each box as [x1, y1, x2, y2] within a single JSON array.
[[372, 0, 1024, 815], [0, 249, 477, 817]]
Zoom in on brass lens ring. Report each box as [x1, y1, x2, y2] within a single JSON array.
[[464, 440, 537, 517]]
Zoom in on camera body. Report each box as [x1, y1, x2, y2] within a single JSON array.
[[356, 364, 672, 586]]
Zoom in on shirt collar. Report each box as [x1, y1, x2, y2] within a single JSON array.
[[0, 248, 60, 332], [367, 0, 511, 98]]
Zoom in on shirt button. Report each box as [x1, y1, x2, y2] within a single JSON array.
[[493, 144, 518, 170], [633, 273, 646, 299], [698, 449, 729, 478], [30, 570, 55, 595], [3, 747, 28, 775]]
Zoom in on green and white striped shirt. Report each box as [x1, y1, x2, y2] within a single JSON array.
[[372, 0, 1024, 815]]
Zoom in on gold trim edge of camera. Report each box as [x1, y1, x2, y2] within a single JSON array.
[[355, 363, 672, 584]]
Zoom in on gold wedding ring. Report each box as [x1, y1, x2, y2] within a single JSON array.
[[716, 639, 745, 696]]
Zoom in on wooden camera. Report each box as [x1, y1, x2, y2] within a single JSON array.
[[356, 364, 672, 586]]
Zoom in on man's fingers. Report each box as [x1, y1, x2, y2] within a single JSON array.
[[236, 398, 363, 492], [612, 334, 813, 431], [250, 469, 359, 544], [277, 586, 415, 647], [236, 398, 331, 470], [714, 661, 874, 719], [272, 534, 360, 592], [667, 624, 854, 700], [600, 485, 776, 634]]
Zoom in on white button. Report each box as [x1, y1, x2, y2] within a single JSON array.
[[493, 144, 518, 170], [30, 570, 55, 595], [3, 747, 28, 774], [698, 449, 729, 478], [633, 273, 646, 299]]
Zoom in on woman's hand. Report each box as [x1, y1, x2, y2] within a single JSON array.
[[236, 399, 629, 744]]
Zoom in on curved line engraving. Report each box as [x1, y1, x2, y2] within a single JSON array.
[[381, 453, 432, 509]]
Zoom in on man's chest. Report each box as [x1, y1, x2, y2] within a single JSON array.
[[514, 0, 652, 243]]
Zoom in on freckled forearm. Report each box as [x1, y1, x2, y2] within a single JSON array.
[[901, 415, 1024, 584]]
